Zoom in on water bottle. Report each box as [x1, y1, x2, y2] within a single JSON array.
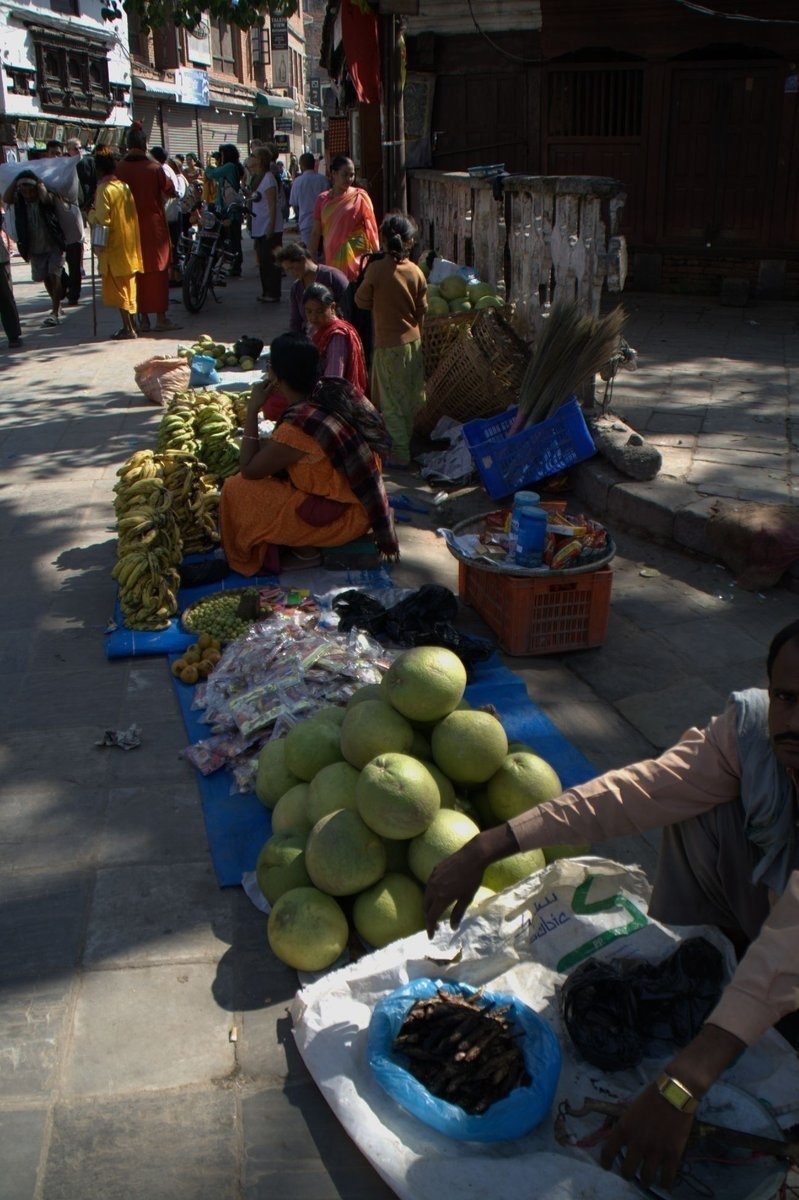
[[514, 494, 548, 568], [508, 491, 540, 560]]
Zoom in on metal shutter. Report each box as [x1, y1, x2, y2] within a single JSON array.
[[164, 104, 200, 157], [131, 96, 162, 145], [201, 115, 240, 157]]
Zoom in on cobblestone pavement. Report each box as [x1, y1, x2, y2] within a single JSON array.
[[0, 250, 796, 1198]]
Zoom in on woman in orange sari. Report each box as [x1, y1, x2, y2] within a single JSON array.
[[304, 283, 369, 393], [307, 156, 378, 282], [219, 333, 397, 576]]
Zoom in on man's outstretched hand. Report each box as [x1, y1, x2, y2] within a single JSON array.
[[423, 824, 519, 937]]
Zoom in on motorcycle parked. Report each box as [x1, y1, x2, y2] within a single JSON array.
[[179, 201, 242, 314]]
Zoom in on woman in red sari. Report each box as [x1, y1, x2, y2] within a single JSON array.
[[304, 283, 368, 394], [116, 122, 180, 333]]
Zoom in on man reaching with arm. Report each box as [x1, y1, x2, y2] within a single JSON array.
[[424, 618, 799, 1192]]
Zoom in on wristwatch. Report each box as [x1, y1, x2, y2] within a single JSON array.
[[655, 1072, 700, 1115]]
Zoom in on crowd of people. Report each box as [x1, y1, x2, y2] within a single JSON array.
[[1, 122, 430, 565]]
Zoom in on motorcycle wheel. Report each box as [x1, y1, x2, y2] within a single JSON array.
[[182, 257, 209, 313]]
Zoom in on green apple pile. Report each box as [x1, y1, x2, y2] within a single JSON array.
[[178, 333, 258, 372], [427, 274, 505, 318], [256, 645, 584, 973]]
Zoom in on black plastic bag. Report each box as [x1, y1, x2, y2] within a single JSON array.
[[561, 937, 726, 1071], [333, 584, 495, 671]]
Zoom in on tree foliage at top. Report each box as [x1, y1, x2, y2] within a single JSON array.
[[100, 0, 298, 34]]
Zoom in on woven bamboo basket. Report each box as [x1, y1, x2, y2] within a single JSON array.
[[415, 332, 510, 437], [470, 307, 530, 398], [421, 311, 479, 379]]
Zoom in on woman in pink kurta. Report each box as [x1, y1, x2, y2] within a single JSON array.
[[116, 122, 179, 332]]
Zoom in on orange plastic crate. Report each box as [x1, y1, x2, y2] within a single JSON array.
[[458, 563, 613, 656]]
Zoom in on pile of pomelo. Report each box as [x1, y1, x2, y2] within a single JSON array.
[[426, 273, 504, 317], [257, 646, 585, 972]]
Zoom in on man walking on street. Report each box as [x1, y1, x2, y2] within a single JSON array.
[[4, 172, 66, 325], [289, 153, 327, 247], [47, 138, 84, 305]]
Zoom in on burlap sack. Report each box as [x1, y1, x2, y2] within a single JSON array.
[[134, 356, 191, 407]]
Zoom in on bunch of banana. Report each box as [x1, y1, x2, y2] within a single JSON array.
[[184, 479, 221, 552], [112, 545, 182, 631], [193, 403, 240, 482], [113, 449, 163, 517], [156, 405, 199, 455], [160, 450, 220, 554], [112, 477, 183, 630]]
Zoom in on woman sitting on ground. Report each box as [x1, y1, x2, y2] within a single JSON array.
[[219, 332, 398, 577], [275, 242, 349, 335], [303, 282, 368, 393]]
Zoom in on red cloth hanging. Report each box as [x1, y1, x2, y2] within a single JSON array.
[[341, 0, 381, 105]]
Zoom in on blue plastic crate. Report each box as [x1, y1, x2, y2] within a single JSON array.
[[463, 398, 596, 500]]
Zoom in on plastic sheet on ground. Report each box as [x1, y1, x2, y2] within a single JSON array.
[[291, 857, 799, 1200]]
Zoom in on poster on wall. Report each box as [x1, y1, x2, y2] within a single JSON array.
[[270, 15, 288, 51]]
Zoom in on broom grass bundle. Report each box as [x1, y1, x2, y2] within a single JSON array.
[[512, 302, 627, 431]]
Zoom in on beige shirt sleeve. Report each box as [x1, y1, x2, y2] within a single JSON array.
[[508, 706, 742, 851], [509, 704, 799, 1046], [708, 870, 799, 1044]]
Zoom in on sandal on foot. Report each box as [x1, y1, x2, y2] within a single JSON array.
[[43, 314, 60, 326], [112, 327, 137, 340]]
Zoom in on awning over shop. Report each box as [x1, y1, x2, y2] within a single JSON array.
[[132, 75, 178, 98], [255, 91, 295, 114], [209, 89, 257, 113]]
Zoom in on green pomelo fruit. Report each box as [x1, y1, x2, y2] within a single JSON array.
[[271, 782, 312, 836], [356, 753, 440, 839], [305, 809, 387, 895], [382, 836, 409, 874], [467, 281, 495, 304], [225, 353, 238, 365], [214, 357, 226, 369], [482, 847, 546, 893], [267, 887, 349, 971], [426, 283, 441, 298], [431, 710, 508, 785], [284, 719, 344, 780], [410, 729, 432, 760], [507, 740, 535, 754], [438, 273, 468, 301], [239, 356, 256, 369], [442, 884, 496, 920], [346, 682, 385, 708], [311, 704, 347, 727], [543, 842, 591, 864], [198, 334, 213, 342], [408, 809, 481, 884], [424, 761, 457, 808], [474, 294, 504, 310], [381, 646, 467, 723], [353, 872, 425, 949], [486, 752, 563, 822], [254, 737, 301, 809], [339, 700, 413, 769], [426, 296, 450, 317], [448, 298, 472, 313], [255, 833, 310, 905], [306, 761, 361, 826]]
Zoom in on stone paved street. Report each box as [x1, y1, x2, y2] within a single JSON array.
[[0, 246, 797, 1198]]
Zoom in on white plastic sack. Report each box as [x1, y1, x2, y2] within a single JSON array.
[[292, 856, 799, 1200], [0, 155, 79, 203]]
